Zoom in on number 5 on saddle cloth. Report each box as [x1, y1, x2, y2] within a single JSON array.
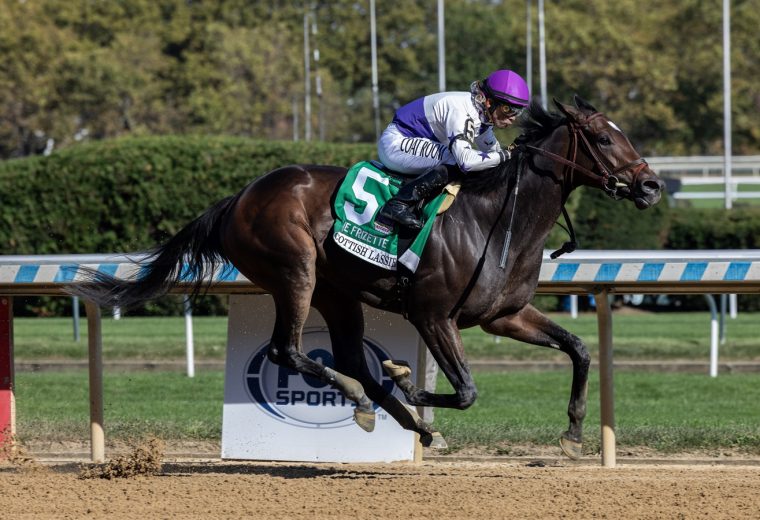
[[333, 161, 459, 273]]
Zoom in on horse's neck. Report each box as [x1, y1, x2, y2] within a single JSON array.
[[446, 123, 585, 260], [453, 158, 565, 257], [503, 127, 578, 249], [514, 163, 566, 246]]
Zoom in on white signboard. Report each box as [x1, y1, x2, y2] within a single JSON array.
[[222, 294, 421, 462]]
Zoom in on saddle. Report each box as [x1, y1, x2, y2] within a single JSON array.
[[332, 161, 460, 274]]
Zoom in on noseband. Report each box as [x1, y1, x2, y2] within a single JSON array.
[[526, 112, 648, 199]]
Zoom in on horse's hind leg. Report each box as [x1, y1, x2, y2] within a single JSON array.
[[264, 254, 375, 431], [311, 289, 446, 448], [482, 304, 590, 460]]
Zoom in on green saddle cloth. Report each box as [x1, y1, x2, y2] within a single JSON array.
[[333, 161, 446, 272]]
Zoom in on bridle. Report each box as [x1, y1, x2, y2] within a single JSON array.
[[525, 112, 649, 199], [516, 111, 650, 259]]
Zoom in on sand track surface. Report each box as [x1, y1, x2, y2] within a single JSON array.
[[2, 459, 759, 519]]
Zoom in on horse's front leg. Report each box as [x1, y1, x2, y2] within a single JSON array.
[[482, 304, 591, 460], [383, 317, 478, 410]]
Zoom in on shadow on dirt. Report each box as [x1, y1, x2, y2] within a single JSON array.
[[20, 461, 424, 479]]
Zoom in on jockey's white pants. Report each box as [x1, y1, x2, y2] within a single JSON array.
[[377, 123, 455, 177]]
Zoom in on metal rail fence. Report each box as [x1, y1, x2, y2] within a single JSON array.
[[2, 249, 760, 467]]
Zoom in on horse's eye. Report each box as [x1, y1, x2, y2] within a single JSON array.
[[598, 135, 612, 146]]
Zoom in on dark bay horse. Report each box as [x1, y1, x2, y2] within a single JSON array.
[[74, 96, 664, 459]]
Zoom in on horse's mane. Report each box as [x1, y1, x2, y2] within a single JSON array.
[[459, 99, 567, 194], [519, 98, 567, 143]]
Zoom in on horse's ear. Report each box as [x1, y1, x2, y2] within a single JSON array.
[[553, 97, 583, 122], [573, 95, 598, 115]]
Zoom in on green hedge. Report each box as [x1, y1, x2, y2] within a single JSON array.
[[3, 137, 760, 315], [572, 185, 760, 251], [666, 208, 760, 249], [570, 186, 672, 250], [0, 135, 375, 255], [10, 136, 755, 258], [0, 136, 374, 316]]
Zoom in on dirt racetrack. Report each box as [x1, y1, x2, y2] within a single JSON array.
[[2, 457, 760, 519]]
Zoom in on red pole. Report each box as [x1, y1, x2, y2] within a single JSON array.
[[0, 296, 14, 452]]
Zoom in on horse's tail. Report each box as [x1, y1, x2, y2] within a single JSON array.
[[71, 194, 239, 309]]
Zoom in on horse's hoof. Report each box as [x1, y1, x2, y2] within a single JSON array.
[[382, 359, 412, 379], [420, 431, 448, 449], [354, 408, 376, 432], [559, 435, 583, 460]]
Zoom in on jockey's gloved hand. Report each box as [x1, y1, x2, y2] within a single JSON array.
[[508, 136, 530, 155], [498, 149, 512, 162], [508, 141, 528, 155]]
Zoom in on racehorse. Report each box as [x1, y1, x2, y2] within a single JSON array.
[[73, 96, 664, 459]]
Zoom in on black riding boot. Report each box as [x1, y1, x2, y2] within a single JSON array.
[[378, 165, 450, 230]]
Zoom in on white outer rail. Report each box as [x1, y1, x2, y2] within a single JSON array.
[[648, 156, 760, 203], [672, 191, 760, 200], [647, 155, 760, 176], [534, 249, 760, 467], [2, 250, 760, 467]]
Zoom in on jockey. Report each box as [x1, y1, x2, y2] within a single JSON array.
[[377, 69, 530, 230]]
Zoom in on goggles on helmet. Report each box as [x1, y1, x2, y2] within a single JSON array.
[[492, 101, 525, 119]]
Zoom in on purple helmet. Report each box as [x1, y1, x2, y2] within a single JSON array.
[[482, 70, 530, 107]]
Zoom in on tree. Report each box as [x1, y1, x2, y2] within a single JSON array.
[[0, 1, 75, 157], [0, 0, 758, 158]]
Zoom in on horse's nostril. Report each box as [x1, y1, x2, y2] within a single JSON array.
[[642, 180, 661, 194]]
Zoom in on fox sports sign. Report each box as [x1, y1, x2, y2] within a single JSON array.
[[244, 329, 395, 428]]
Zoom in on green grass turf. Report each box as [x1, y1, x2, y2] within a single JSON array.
[[13, 370, 223, 442], [12, 369, 760, 454], [461, 311, 760, 361], [434, 370, 760, 454], [13, 316, 229, 360], [12, 312, 760, 361]]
